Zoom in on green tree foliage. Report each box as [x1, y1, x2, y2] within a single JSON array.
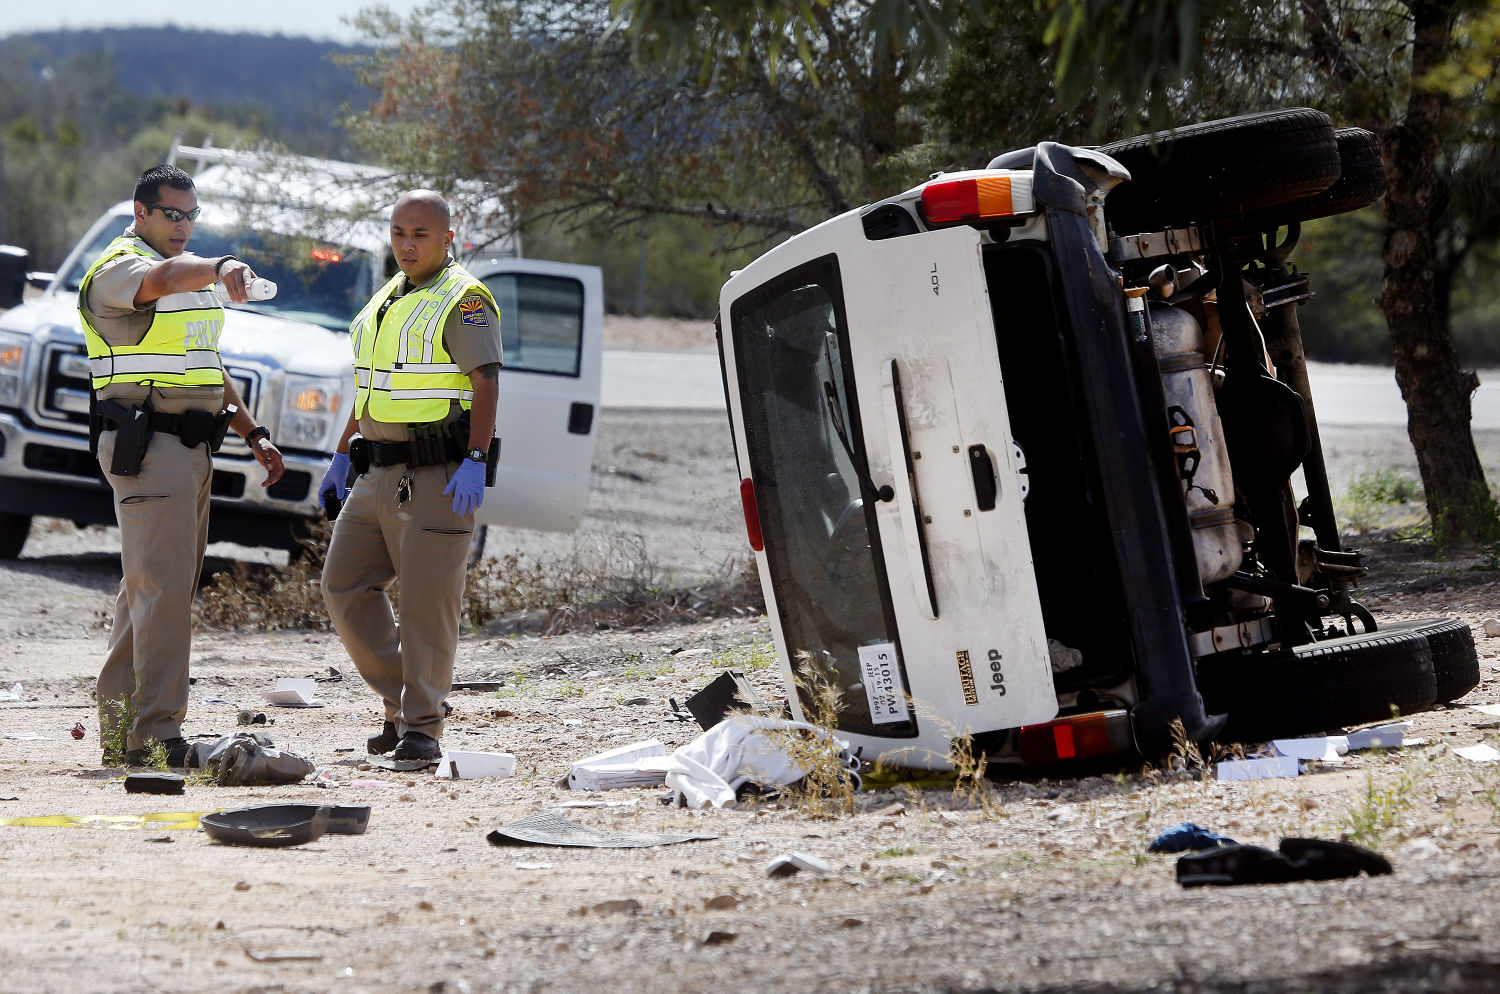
[[347, 0, 953, 245]]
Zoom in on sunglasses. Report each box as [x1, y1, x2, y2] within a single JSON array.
[[142, 202, 202, 223]]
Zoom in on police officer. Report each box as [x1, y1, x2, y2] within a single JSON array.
[[319, 190, 502, 763], [79, 164, 284, 766]]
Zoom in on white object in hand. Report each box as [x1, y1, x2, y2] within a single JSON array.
[[213, 277, 278, 302]]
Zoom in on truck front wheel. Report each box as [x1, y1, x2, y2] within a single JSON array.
[[0, 511, 31, 558]]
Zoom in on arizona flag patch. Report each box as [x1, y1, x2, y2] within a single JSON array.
[[458, 297, 489, 327]]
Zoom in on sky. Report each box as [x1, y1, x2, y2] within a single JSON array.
[[0, 0, 424, 45]]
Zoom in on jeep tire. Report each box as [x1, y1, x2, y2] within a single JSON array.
[[1229, 128, 1386, 233], [1370, 617, 1480, 704], [1100, 107, 1341, 234], [1197, 627, 1436, 743]]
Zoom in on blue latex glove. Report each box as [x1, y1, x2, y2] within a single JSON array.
[[443, 458, 486, 515], [320, 451, 351, 502]]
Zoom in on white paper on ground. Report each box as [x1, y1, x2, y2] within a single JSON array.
[[567, 739, 669, 791], [1216, 755, 1300, 781], [264, 678, 323, 707], [1271, 736, 1348, 761], [0, 683, 22, 702], [435, 750, 517, 779], [1346, 721, 1413, 750], [1468, 704, 1500, 717], [1454, 743, 1500, 763], [3, 733, 51, 741]]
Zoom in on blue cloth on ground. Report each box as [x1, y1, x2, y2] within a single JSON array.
[[1148, 822, 1237, 853]]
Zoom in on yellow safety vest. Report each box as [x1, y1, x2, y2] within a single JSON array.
[[350, 262, 497, 423], [76, 236, 225, 391]]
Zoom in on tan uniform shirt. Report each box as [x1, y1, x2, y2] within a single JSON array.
[[80, 225, 226, 416], [357, 258, 504, 442]]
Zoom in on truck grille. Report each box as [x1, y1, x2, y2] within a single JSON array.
[[39, 343, 258, 444]]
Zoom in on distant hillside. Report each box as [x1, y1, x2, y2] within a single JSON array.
[[0, 28, 375, 138]]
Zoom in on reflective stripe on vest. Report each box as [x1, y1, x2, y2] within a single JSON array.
[[77, 236, 225, 390], [350, 262, 497, 423]]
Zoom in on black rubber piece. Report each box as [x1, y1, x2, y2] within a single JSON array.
[[1198, 627, 1436, 743], [124, 772, 185, 795], [326, 805, 371, 835], [1177, 838, 1391, 887], [1372, 617, 1480, 704], [1100, 107, 1340, 233], [200, 804, 331, 847], [1230, 128, 1386, 232]]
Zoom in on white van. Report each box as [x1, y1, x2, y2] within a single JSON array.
[[0, 144, 601, 555]]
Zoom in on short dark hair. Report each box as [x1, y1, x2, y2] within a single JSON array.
[[134, 164, 194, 205]]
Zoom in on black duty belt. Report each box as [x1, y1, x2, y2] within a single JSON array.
[[354, 436, 463, 469]]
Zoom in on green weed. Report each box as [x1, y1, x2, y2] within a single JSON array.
[[1348, 468, 1424, 505], [1343, 757, 1429, 849]]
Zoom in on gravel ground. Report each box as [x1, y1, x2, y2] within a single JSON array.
[[2, 321, 1500, 992]]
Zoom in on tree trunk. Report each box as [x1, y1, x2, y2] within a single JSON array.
[[1380, 0, 1498, 545]]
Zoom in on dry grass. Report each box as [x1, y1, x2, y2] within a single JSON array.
[[197, 527, 763, 634], [760, 653, 859, 818]]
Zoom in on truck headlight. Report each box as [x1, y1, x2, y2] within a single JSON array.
[[0, 332, 27, 408], [279, 375, 342, 449]]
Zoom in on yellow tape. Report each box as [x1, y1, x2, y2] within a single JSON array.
[[1, 812, 209, 831]]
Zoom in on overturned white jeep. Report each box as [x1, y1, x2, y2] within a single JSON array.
[[717, 108, 1478, 769]]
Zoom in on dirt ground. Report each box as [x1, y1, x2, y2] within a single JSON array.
[[3, 321, 1500, 993]]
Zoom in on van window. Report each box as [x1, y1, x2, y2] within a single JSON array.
[[482, 273, 585, 377]]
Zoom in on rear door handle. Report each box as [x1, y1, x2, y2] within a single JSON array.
[[968, 444, 997, 511]]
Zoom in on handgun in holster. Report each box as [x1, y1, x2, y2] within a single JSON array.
[[99, 398, 154, 477]]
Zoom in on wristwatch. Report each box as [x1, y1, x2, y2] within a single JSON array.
[[246, 425, 271, 445], [465, 447, 487, 464]]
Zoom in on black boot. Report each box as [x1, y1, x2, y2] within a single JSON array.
[[391, 731, 441, 762], [367, 721, 398, 755]]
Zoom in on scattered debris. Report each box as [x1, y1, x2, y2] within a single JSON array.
[[486, 810, 716, 849], [0, 683, 22, 702], [703, 894, 739, 910], [665, 716, 858, 809], [1271, 737, 1346, 762], [1147, 823, 1237, 853], [197, 733, 316, 785], [435, 751, 516, 780], [69, 723, 85, 740], [683, 670, 767, 731], [1215, 755, 1300, 781], [1483, 618, 1500, 638], [1346, 721, 1412, 750], [870, 802, 907, 818], [588, 899, 641, 915], [766, 851, 830, 878], [124, 773, 185, 795], [568, 740, 669, 791], [702, 930, 738, 946], [1454, 743, 1500, 763], [514, 862, 553, 871], [201, 805, 332, 847], [263, 678, 324, 708], [1176, 838, 1391, 887]]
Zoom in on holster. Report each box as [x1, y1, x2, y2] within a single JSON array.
[[348, 435, 370, 475], [486, 436, 500, 487], [88, 389, 103, 458], [99, 399, 153, 477]]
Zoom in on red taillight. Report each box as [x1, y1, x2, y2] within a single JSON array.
[[922, 176, 1015, 224], [740, 478, 764, 552], [310, 247, 343, 263], [1017, 711, 1127, 765]]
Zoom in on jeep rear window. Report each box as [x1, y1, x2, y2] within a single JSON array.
[[730, 254, 916, 739], [480, 273, 584, 377]]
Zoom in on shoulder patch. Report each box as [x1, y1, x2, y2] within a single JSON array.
[[458, 297, 489, 327]]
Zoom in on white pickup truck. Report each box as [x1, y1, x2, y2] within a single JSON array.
[[0, 145, 602, 556]]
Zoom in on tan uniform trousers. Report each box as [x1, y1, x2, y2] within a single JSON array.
[[95, 428, 212, 751], [321, 461, 472, 739]]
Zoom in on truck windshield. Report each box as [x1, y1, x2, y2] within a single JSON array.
[[62, 216, 373, 332], [730, 255, 915, 738]]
